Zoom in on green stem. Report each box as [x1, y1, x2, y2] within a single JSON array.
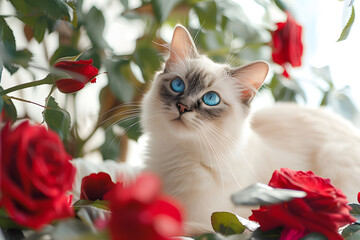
[[0, 74, 53, 96]]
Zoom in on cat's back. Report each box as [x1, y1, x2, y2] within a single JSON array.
[[249, 103, 360, 202], [251, 103, 360, 142]]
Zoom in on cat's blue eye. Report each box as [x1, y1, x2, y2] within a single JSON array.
[[170, 78, 185, 93], [203, 91, 220, 106]]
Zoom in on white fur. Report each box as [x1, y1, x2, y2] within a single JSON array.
[[141, 26, 360, 235]]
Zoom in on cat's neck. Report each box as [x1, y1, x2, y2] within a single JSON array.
[[144, 118, 263, 181]]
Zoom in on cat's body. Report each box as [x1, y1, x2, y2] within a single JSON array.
[[141, 25, 360, 235]]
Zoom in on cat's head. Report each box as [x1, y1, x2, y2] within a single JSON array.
[[142, 25, 269, 140]]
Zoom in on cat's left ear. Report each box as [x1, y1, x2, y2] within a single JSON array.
[[165, 25, 199, 70], [230, 61, 269, 104]]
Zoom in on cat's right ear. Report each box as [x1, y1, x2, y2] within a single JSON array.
[[230, 61, 269, 104], [165, 25, 198, 70]]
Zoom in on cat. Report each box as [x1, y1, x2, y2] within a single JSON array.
[[141, 24, 360, 235]]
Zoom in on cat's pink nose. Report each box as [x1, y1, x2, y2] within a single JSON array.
[[177, 102, 191, 114]]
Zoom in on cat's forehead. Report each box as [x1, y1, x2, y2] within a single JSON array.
[[173, 57, 229, 88]]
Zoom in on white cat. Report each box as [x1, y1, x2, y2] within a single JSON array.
[[141, 25, 360, 235]]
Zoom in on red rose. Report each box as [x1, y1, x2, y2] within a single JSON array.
[[272, 13, 303, 77], [80, 172, 116, 201], [249, 168, 355, 240], [54, 59, 98, 93], [105, 173, 184, 240], [0, 121, 76, 229]]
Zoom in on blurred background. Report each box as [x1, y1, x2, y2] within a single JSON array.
[[0, 0, 359, 166]]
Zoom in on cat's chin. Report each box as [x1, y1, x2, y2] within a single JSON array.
[[166, 117, 196, 139]]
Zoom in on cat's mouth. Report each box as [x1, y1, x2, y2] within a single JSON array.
[[171, 116, 188, 127]]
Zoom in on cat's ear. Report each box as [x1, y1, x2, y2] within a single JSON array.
[[165, 25, 198, 69], [230, 61, 269, 104]]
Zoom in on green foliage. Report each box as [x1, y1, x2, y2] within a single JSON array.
[[338, 6, 355, 42], [85, 7, 109, 49], [2, 96, 17, 122], [211, 212, 246, 236], [231, 183, 306, 206], [0, 96, 3, 113], [100, 127, 124, 161], [342, 224, 360, 239], [106, 59, 135, 103], [194, 1, 217, 30], [0, 17, 18, 74], [44, 96, 71, 140], [152, 0, 181, 23], [251, 227, 282, 240], [73, 199, 109, 210], [118, 117, 142, 141], [300, 233, 327, 240]]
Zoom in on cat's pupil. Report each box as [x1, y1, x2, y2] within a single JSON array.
[[203, 91, 220, 106], [171, 78, 185, 93]]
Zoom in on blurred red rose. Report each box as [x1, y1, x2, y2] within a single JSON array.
[[249, 168, 355, 240], [272, 12, 303, 77], [0, 121, 76, 229], [105, 173, 184, 240], [80, 172, 116, 201], [54, 59, 98, 93]]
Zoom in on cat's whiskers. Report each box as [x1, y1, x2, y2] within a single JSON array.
[[98, 102, 142, 119], [106, 113, 163, 152], [98, 109, 142, 128], [205, 124, 243, 189], [211, 123, 257, 176], [199, 127, 226, 195], [194, 128, 216, 185]]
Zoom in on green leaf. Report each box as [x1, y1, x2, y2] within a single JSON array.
[[350, 204, 360, 216], [85, 7, 109, 49], [44, 96, 71, 140], [28, 0, 70, 20], [49, 45, 80, 65], [100, 127, 123, 162], [13, 49, 33, 69], [342, 224, 360, 239], [251, 227, 282, 240], [0, 209, 25, 230], [268, 74, 307, 103], [274, 0, 287, 11], [0, 17, 16, 54], [211, 212, 246, 236], [0, 57, 3, 83], [106, 59, 135, 102], [338, 6, 355, 42], [133, 40, 162, 81], [118, 116, 142, 141], [194, 1, 218, 30], [300, 232, 327, 240], [9, 0, 32, 15], [231, 183, 306, 206], [0, 96, 3, 113], [194, 233, 226, 240], [66, 2, 78, 28], [345, 229, 360, 240], [151, 0, 181, 23], [33, 16, 48, 42], [0, 17, 18, 74], [349, 203, 360, 221], [2, 96, 17, 122], [326, 89, 360, 122], [73, 199, 109, 210]]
